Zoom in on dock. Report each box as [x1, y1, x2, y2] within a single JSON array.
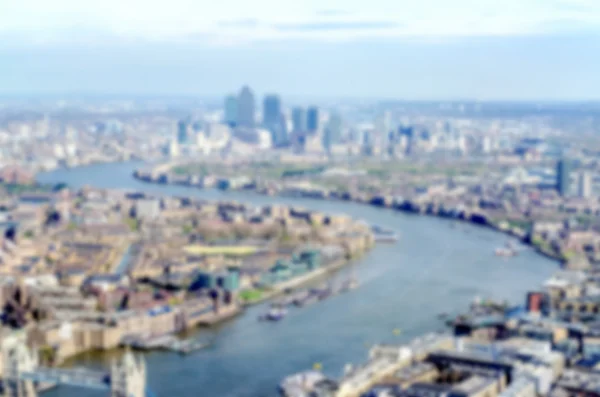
[[121, 334, 178, 351], [122, 334, 211, 355], [170, 339, 211, 355]]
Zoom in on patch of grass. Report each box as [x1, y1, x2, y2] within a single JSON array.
[[183, 245, 258, 256], [239, 288, 263, 303], [124, 217, 139, 231], [507, 219, 532, 231]]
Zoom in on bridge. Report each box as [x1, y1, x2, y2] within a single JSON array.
[[2, 333, 152, 397]]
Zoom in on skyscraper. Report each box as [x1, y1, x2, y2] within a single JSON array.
[[323, 112, 342, 153], [270, 114, 289, 148], [177, 120, 190, 145], [292, 107, 306, 133], [557, 159, 572, 196], [224, 95, 238, 127], [307, 107, 319, 133], [262, 95, 281, 126], [237, 86, 255, 128], [578, 171, 592, 198]]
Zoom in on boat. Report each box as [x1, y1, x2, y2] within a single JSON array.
[[312, 284, 333, 300], [296, 294, 319, 307], [279, 371, 325, 397], [341, 278, 359, 292], [169, 339, 210, 355], [260, 307, 287, 321], [371, 225, 399, 243], [495, 247, 517, 257]]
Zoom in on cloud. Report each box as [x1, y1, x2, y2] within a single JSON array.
[[2, 0, 600, 45], [217, 19, 261, 28], [274, 21, 401, 32], [315, 9, 351, 17]]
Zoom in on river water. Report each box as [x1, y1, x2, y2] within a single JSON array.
[[36, 161, 557, 397]]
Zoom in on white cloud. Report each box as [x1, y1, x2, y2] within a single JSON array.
[[1, 0, 600, 45]]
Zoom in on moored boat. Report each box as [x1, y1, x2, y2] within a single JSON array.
[[260, 307, 287, 322]]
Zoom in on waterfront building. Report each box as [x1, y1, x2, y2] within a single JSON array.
[[224, 95, 238, 127], [557, 159, 572, 197], [237, 86, 255, 128], [292, 107, 306, 133], [307, 106, 319, 134], [577, 171, 592, 199]]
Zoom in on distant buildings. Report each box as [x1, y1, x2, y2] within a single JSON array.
[[237, 86, 255, 128], [262, 95, 287, 147], [292, 107, 306, 134], [177, 120, 190, 145], [224, 95, 238, 127], [578, 171, 592, 199], [557, 159, 572, 197], [307, 107, 319, 134], [323, 112, 342, 153], [262, 95, 281, 126]]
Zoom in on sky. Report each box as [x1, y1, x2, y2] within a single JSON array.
[[1, 0, 600, 100]]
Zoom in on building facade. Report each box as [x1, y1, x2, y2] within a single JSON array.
[[224, 95, 238, 127], [237, 86, 255, 128], [307, 106, 319, 134], [557, 159, 572, 197]]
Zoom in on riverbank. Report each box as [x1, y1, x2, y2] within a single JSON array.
[[36, 162, 558, 397], [132, 167, 565, 264], [240, 255, 361, 306]]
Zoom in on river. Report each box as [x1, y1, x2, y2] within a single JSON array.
[[36, 161, 557, 397]]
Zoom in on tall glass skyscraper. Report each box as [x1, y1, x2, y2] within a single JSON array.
[[177, 120, 190, 145], [323, 112, 342, 152], [292, 107, 306, 133], [307, 106, 319, 134], [237, 86, 255, 128], [557, 158, 572, 196], [224, 95, 238, 127], [262, 95, 281, 126]]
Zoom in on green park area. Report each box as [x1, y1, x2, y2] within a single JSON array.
[[238, 288, 264, 303], [183, 245, 258, 256]]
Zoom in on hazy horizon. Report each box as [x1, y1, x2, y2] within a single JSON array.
[[2, 0, 600, 100]]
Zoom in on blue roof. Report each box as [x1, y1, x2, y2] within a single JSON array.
[[148, 305, 171, 316], [505, 305, 526, 318], [576, 354, 600, 368]]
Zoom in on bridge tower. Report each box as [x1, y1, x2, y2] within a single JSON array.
[[2, 334, 37, 397], [110, 349, 146, 397]]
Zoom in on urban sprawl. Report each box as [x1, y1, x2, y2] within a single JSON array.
[[1, 92, 600, 397]]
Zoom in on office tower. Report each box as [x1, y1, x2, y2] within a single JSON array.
[[323, 112, 342, 153], [578, 171, 592, 199], [481, 136, 492, 154], [399, 126, 414, 155], [224, 95, 237, 127], [292, 107, 306, 133], [262, 95, 281, 126], [270, 113, 289, 148], [375, 111, 392, 135], [557, 159, 572, 196], [177, 120, 190, 145], [237, 86, 255, 128], [307, 106, 319, 134]]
